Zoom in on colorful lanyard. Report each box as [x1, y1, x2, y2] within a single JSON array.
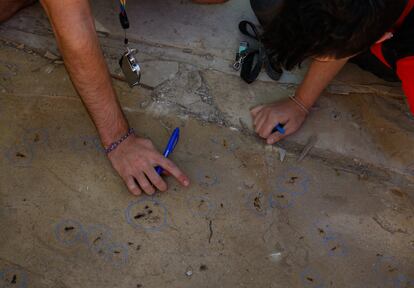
[[119, 0, 129, 45]]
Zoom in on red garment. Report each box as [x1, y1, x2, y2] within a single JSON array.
[[397, 56, 414, 114], [370, 0, 414, 114]]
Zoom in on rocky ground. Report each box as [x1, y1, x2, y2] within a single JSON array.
[[0, 1, 413, 287]]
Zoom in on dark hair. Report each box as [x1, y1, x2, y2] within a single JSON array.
[[263, 0, 406, 70]]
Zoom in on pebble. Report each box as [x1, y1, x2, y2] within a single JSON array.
[[185, 266, 193, 277], [44, 50, 60, 60]]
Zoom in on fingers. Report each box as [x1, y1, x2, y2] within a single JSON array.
[[259, 118, 280, 139], [125, 176, 142, 196], [253, 112, 266, 132], [266, 121, 293, 144], [144, 167, 168, 192], [158, 158, 190, 187], [254, 112, 282, 139], [250, 105, 264, 117], [134, 172, 155, 195], [266, 131, 286, 145]]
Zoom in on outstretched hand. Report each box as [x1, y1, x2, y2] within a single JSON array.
[[250, 98, 308, 145], [108, 135, 190, 196]]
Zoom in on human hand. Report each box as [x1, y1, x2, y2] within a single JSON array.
[[107, 135, 190, 196], [250, 98, 308, 144]]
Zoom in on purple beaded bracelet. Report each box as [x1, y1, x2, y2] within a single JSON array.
[[104, 128, 135, 154]]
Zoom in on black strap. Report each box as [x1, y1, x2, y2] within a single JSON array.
[[240, 50, 262, 84], [238, 21, 282, 83], [239, 20, 261, 41]]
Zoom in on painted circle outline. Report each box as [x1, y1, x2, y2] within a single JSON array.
[[245, 192, 268, 217], [23, 128, 49, 147], [4, 144, 34, 167], [54, 219, 85, 246], [83, 223, 113, 253], [125, 198, 168, 232], [187, 195, 215, 218], [300, 267, 325, 288], [104, 242, 129, 268], [268, 191, 296, 209], [275, 167, 311, 196], [0, 267, 28, 288]]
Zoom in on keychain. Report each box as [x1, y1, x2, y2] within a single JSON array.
[[118, 0, 141, 87], [233, 41, 249, 71]]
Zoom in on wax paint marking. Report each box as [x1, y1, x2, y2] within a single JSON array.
[[125, 198, 168, 231]]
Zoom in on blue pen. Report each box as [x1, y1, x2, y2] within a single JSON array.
[[272, 123, 286, 134], [156, 128, 180, 175]]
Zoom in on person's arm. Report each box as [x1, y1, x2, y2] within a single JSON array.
[[40, 0, 189, 195], [251, 58, 348, 144]]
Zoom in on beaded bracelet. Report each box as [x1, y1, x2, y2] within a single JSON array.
[[104, 128, 135, 154], [289, 96, 310, 115]]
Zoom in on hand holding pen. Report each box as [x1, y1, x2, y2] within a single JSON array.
[[156, 128, 180, 175]]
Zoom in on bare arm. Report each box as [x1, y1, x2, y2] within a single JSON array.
[[296, 58, 349, 109], [41, 0, 127, 146], [251, 58, 348, 144], [41, 0, 189, 194]]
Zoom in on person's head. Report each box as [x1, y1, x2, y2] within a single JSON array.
[[263, 0, 406, 70]]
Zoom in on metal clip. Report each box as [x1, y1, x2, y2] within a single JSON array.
[[232, 41, 249, 71], [233, 54, 247, 71], [119, 47, 141, 87]]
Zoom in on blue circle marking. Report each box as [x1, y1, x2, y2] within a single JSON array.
[[187, 195, 215, 218], [0, 267, 28, 288], [275, 167, 311, 196], [104, 242, 129, 268], [245, 192, 268, 217], [84, 224, 113, 254], [394, 274, 413, 288], [54, 219, 86, 246], [125, 198, 168, 232], [373, 255, 402, 286], [311, 220, 348, 257], [268, 191, 296, 209], [5, 144, 34, 167], [23, 128, 49, 147], [300, 267, 325, 288]]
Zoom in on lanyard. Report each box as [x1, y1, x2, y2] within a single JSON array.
[[119, 0, 130, 45]]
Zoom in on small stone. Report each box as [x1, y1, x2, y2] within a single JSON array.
[[140, 100, 150, 109], [268, 251, 282, 263], [44, 64, 55, 74], [278, 147, 286, 162], [17, 43, 25, 49], [44, 50, 59, 60], [185, 266, 193, 277]]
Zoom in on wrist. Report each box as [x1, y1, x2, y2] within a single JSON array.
[[294, 92, 315, 111], [104, 127, 135, 154], [289, 95, 310, 115], [98, 119, 129, 147]]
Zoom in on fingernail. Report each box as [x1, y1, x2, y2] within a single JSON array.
[[183, 179, 190, 186]]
